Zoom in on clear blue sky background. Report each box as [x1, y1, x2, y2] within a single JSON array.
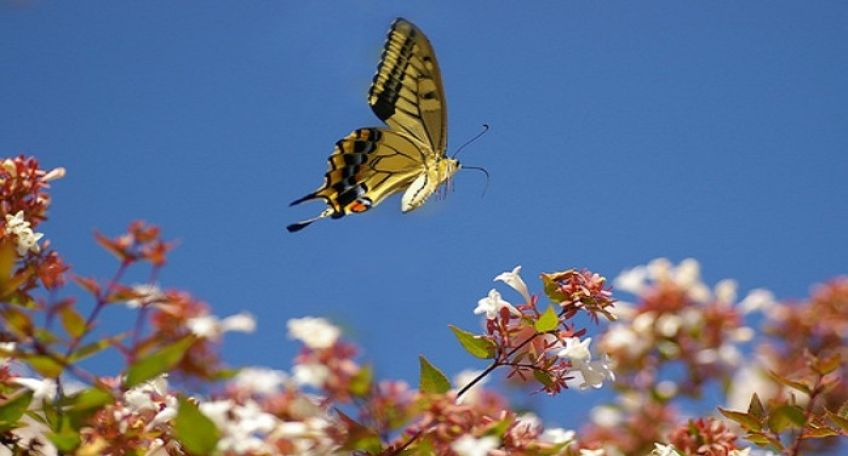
[[1, 1, 846, 430]]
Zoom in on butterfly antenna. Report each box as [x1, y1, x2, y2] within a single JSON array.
[[451, 124, 490, 159], [462, 165, 490, 198]]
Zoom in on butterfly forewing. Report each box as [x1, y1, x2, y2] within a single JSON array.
[[289, 128, 424, 221], [368, 18, 447, 155]]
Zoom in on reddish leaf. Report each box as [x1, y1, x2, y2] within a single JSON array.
[[73, 276, 101, 297], [105, 285, 144, 304], [93, 232, 129, 262]]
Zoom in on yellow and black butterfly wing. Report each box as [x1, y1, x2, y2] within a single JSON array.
[[287, 128, 426, 232], [369, 18, 447, 155]]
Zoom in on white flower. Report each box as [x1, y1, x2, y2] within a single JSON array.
[[570, 355, 615, 390], [454, 369, 486, 404], [579, 449, 605, 456], [275, 421, 307, 438], [695, 348, 718, 364], [539, 427, 575, 445], [647, 258, 672, 281], [602, 324, 648, 357], [687, 283, 712, 303], [558, 337, 593, 363], [474, 289, 521, 319], [149, 397, 178, 429], [731, 326, 755, 342], [2, 159, 17, 176], [729, 448, 751, 456], [653, 443, 680, 456], [715, 279, 738, 305], [632, 311, 656, 335], [287, 317, 340, 349], [739, 289, 776, 314], [511, 413, 541, 436], [656, 380, 678, 398], [233, 367, 289, 395], [199, 400, 234, 429], [0, 341, 16, 358], [494, 265, 532, 303], [655, 314, 682, 337], [5, 211, 26, 229], [615, 265, 648, 295], [293, 363, 330, 388], [187, 312, 256, 339], [41, 167, 66, 182], [451, 434, 499, 456], [8, 416, 57, 456], [4, 211, 44, 256], [680, 308, 703, 330], [590, 405, 623, 427], [13, 377, 57, 401], [672, 258, 701, 288], [124, 386, 158, 413], [221, 312, 256, 332], [608, 300, 636, 320], [200, 399, 280, 455], [126, 284, 164, 309]]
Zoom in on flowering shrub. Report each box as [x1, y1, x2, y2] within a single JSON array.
[[0, 155, 845, 455]]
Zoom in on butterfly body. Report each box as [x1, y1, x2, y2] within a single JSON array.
[[288, 18, 454, 233]]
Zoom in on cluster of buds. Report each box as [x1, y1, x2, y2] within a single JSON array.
[[0, 156, 67, 303], [0, 156, 64, 232], [94, 220, 171, 267]]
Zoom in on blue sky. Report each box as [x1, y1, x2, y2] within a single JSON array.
[[1, 1, 846, 429]]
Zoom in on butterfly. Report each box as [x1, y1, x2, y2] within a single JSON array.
[[287, 18, 459, 232]]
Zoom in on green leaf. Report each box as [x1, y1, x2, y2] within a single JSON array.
[[67, 387, 114, 411], [48, 432, 80, 452], [0, 389, 34, 424], [68, 337, 119, 363], [768, 370, 812, 395], [746, 431, 780, 449], [449, 325, 495, 359], [349, 364, 373, 397], [813, 353, 842, 376], [25, 354, 65, 378], [747, 393, 766, 419], [59, 305, 86, 339], [533, 369, 554, 388], [828, 410, 848, 432], [33, 328, 60, 345], [534, 306, 559, 333], [0, 241, 16, 287], [64, 387, 115, 430], [47, 416, 80, 452], [768, 405, 806, 433], [540, 273, 566, 303], [804, 424, 839, 438], [125, 336, 195, 387], [418, 356, 451, 394], [175, 397, 219, 455], [718, 407, 762, 431], [338, 410, 383, 453], [1, 307, 33, 338]]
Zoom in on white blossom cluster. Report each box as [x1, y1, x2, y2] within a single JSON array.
[[4, 210, 44, 256]]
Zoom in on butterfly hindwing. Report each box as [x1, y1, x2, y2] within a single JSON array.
[[287, 128, 425, 232]]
